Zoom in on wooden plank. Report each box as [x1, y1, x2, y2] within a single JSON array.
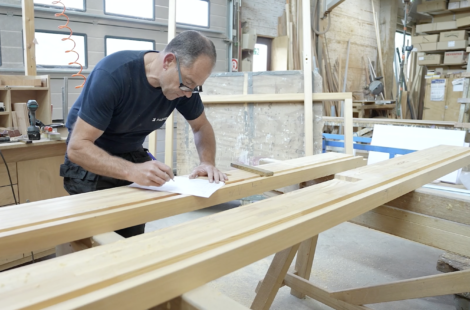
[[13, 102, 28, 136], [164, 0, 176, 168], [344, 98, 353, 155], [284, 273, 371, 310], [0, 142, 66, 163], [303, 0, 313, 156], [322, 116, 464, 127], [230, 163, 274, 177], [357, 104, 395, 110], [0, 146, 468, 310], [371, 1, 386, 98], [17, 155, 69, 203], [251, 245, 300, 310], [331, 269, 470, 305], [350, 205, 470, 256], [200, 92, 352, 104], [11, 111, 18, 130], [386, 187, 470, 226], [0, 153, 364, 258], [21, 0, 36, 76], [290, 236, 318, 299]]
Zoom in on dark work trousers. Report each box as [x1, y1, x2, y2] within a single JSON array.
[[60, 148, 151, 238]]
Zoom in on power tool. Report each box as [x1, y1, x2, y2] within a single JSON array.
[[27, 100, 40, 140]]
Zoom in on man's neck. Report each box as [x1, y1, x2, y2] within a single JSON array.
[[144, 52, 161, 88]]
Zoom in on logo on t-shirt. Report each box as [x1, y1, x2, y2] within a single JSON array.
[[152, 117, 168, 122]]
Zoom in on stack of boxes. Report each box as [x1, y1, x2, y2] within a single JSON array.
[[415, 1, 470, 67]]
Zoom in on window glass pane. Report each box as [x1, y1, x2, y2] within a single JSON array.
[[253, 44, 268, 72], [34, 0, 84, 10], [176, 0, 209, 27], [35, 32, 86, 67], [106, 38, 154, 56], [105, 0, 154, 19]]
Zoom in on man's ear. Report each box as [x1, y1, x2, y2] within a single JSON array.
[[162, 53, 176, 70]]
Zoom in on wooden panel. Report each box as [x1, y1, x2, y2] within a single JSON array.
[[0, 248, 54, 272], [17, 155, 68, 203], [350, 205, 470, 256], [0, 153, 364, 258], [271, 36, 288, 71], [13, 102, 28, 136], [0, 184, 18, 206], [0, 146, 468, 310], [0, 162, 17, 187]]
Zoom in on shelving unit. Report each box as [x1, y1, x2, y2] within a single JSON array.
[[0, 75, 52, 130]]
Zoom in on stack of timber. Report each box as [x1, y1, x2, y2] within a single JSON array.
[[0, 146, 469, 309], [0, 152, 363, 258]]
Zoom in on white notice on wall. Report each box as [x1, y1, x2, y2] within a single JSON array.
[[448, 41, 456, 47], [430, 79, 446, 101], [452, 78, 465, 92]]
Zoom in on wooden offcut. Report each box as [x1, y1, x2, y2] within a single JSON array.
[[230, 163, 274, 176]]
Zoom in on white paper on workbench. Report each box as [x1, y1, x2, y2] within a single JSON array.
[[129, 176, 224, 198]]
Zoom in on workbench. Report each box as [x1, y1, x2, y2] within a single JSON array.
[[0, 138, 68, 206]]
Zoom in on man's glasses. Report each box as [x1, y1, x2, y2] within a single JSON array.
[[174, 52, 203, 94]]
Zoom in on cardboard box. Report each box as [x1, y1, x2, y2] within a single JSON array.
[[449, 2, 460, 9], [444, 51, 468, 64], [461, 0, 470, 8], [412, 34, 439, 44], [418, 0, 448, 13], [416, 23, 437, 33], [416, 42, 438, 52], [440, 30, 468, 42], [457, 15, 470, 27], [433, 13, 455, 22], [437, 40, 468, 50], [436, 21, 458, 31], [418, 54, 443, 65]]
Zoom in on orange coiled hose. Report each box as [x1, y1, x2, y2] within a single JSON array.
[[52, 0, 86, 89]]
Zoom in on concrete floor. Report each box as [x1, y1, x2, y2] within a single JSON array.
[[145, 200, 459, 310]]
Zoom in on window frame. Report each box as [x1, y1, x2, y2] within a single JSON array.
[[176, 0, 210, 29], [103, 0, 156, 21], [104, 36, 156, 56], [33, 0, 86, 12], [32, 30, 88, 69]]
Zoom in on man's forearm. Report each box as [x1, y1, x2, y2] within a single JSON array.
[[193, 122, 216, 165], [67, 140, 134, 180]]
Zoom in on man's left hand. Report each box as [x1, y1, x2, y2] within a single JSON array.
[[189, 163, 228, 183]]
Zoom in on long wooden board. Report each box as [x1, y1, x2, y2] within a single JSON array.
[[0, 153, 363, 258], [0, 146, 468, 310]]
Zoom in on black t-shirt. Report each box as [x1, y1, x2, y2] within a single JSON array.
[[66, 50, 204, 154]]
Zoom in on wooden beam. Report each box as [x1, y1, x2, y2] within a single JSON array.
[[22, 0, 36, 76], [0, 153, 364, 258], [164, 0, 177, 168], [371, 0, 386, 98], [350, 205, 470, 257], [230, 163, 274, 177], [200, 92, 352, 104], [290, 236, 318, 299], [344, 98, 353, 154], [251, 245, 300, 310], [379, 0, 398, 100], [331, 269, 470, 305], [322, 116, 470, 128], [284, 273, 371, 310], [386, 187, 470, 226], [303, 0, 313, 156], [1, 146, 468, 310]]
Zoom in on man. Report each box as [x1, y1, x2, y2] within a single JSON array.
[[61, 30, 227, 238]]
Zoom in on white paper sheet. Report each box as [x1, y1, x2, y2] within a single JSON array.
[[129, 176, 225, 198]]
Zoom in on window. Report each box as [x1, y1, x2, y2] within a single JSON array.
[[34, 0, 85, 11], [34, 31, 87, 68], [104, 0, 154, 20], [176, 0, 209, 28], [105, 37, 155, 56], [253, 37, 272, 72]]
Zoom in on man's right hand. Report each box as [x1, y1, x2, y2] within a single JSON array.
[[129, 161, 174, 187]]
